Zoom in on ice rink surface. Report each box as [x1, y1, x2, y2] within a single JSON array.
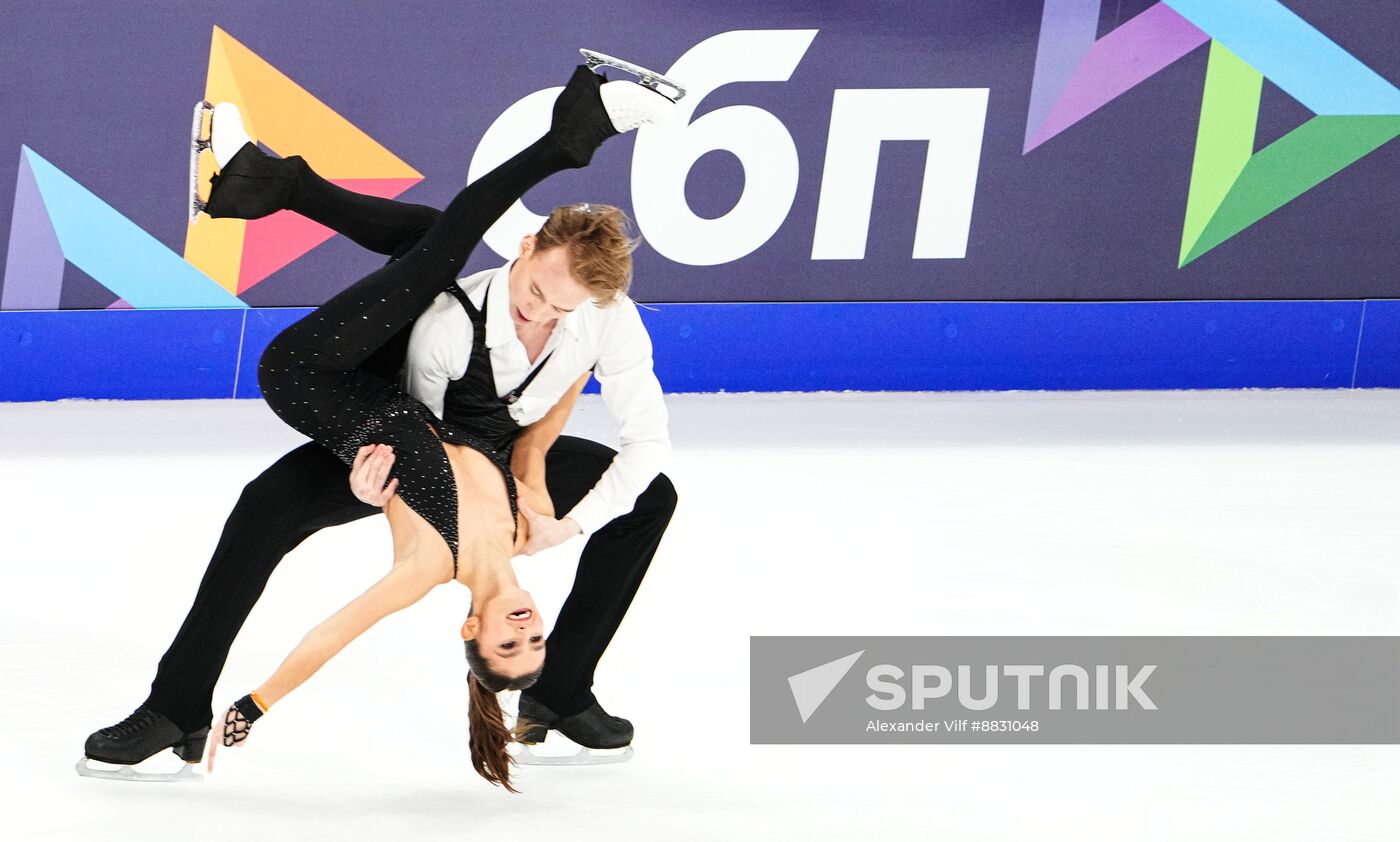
[[3, 390, 1398, 842]]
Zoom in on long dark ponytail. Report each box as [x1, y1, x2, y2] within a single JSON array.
[[464, 639, 541, 793]]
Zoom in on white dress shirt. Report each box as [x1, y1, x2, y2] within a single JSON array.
[[402, 262, 670, 536]]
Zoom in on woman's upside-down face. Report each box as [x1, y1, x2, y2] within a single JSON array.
[[462, 589, 546, 679]]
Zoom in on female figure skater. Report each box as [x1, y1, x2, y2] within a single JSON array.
[[201, 59, 673, 792]]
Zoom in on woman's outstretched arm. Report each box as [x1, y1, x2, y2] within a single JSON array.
[[252, 559, 440, 708]]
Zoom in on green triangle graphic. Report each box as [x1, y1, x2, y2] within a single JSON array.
[[1180, 42, 1400, 267]]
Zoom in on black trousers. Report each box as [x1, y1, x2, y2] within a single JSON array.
[[143, 86, 678, 731], [144, 436, 676, 733]]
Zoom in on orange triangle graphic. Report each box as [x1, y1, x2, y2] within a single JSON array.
[[184, 27, 423, 298]]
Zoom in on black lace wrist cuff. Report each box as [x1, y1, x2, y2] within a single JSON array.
[[233, 694, 265, 724]]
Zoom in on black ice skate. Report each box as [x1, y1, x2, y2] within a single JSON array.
[[511, 693, 635, 766], [77, 705, 208, 782], [547, 54, 683, 169], [580, 48, 687, 103]]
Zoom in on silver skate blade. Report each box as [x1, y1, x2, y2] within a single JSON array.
[[511, 743, 634, 766], [76, 757, 203, 783], [188, 99, 213, 225], [579, 49, 686, 102]]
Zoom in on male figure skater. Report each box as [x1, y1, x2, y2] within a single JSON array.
[[81, 58, 680, 780]]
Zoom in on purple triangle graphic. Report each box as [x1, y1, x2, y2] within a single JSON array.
[[1024, 2, 1207, 153], [106, 298, 133, 310], [2, 148, 65, 310]]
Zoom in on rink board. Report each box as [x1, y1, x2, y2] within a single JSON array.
[[1, 299, 1395, 401]]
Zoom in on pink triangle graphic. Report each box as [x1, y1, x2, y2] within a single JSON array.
[[236, 177, 421, 294], [106, 298, 134, 309]]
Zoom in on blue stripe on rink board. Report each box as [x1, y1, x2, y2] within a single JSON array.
[[635, 300, 1369, 392], [0, 300, 1395, 402], [0, 308, 244, 401]]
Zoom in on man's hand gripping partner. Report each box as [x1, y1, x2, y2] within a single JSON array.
[[347, 372, 591, 554]]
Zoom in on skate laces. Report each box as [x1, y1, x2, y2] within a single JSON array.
[[102, 706, 161, 739]]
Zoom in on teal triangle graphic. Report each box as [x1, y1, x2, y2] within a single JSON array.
[[20, 146, 246, 309]]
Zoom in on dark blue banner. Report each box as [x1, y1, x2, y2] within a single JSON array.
[[4, 0, 1400, 310]]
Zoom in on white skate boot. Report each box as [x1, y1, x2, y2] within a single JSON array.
[[598, 79, 679, 133], [188, 101, 254, 224]]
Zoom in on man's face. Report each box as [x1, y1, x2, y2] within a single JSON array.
[[509, 237, 593, 326]]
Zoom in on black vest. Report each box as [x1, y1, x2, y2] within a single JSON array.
[[438, 282, 553, 453]]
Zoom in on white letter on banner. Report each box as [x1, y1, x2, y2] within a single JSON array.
[[811, 88, 989, 260], [1004, 664, 1045, 710], [1048, 664, 1090, 711], [912, 665, 952, 710], [1117, 664, 1157, 711], [957, 664, 998, 711], [865, 664, 906, 710], [470, 87, 560, 259], [630, 29, 819, 266]]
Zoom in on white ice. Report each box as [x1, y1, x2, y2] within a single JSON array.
[[3, 390, 1399, 841]]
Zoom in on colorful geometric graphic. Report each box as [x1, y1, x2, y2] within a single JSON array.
[[184, 27, 423, 295], [1, 26, 421, 312], [1025, 0, 1400, 266], [2, 146, 245, 310]]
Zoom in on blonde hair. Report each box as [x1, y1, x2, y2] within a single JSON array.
[[534, 203, 640, 306]]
